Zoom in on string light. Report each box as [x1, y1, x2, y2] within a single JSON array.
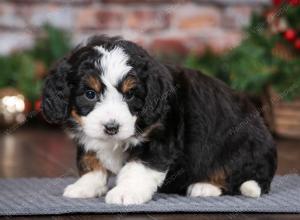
[[0, 93, 26, 124]]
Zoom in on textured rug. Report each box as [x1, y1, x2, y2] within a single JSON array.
[[0, 175, 300, 216]]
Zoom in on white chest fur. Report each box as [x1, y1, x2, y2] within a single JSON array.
[[96, 142, 127, 174], [79, 136, 128, 174]]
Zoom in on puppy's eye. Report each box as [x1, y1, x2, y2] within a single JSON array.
[[85, 90, 96, 100], [124, 90, 134, 101]]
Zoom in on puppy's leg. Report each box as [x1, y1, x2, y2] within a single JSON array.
[[105, 161, 166, 205], [63, 151, 107, 198], [187, 183, 222, 197], [187, 168, 227, 197], [240, 180, 261, 198], [63, 171, 107, 198]]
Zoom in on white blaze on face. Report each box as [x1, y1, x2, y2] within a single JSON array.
[[81, 46, 137, 141], [95, 46, 132, 85]]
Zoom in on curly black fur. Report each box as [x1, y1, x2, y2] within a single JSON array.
[[42, 35, 277, 196]]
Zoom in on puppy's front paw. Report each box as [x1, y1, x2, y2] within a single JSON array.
[[105, 186, 152, 205], [63, 183, 107, 198]]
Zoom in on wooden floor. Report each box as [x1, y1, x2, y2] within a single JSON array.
[[0, 127, 299, 219]]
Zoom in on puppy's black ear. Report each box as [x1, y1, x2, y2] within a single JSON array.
[[141, 60, 175, 125], [41, 58, 72, 124]]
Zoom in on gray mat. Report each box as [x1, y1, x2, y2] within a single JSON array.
[[0, 175, 300, 216]]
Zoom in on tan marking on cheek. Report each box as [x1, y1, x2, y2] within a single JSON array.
[[209, 168, 228, 190], [122, 77, 136, 93], [87, 75, 101, 92], [71, 110, 82, 125], [78, 151, 107, 176]]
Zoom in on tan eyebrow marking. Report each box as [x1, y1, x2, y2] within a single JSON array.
[[86, 75, 101, 92], [122, 76, 137, 93]]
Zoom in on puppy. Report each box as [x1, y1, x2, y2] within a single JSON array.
[[42, 35, 277, 205]]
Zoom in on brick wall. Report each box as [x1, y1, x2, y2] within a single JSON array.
[[0, 0, 270, 57]]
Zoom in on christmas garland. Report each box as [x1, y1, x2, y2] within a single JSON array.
[[0, 25, 71, 106], [271, 0, 300, 51], [185, 1, 300, 100]]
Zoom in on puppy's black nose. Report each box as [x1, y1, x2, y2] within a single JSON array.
[[104, 121, 119, 135]]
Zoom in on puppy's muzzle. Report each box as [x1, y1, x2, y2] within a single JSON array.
[[104, 120, 120, 136]]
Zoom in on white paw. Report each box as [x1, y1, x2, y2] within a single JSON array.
[[63, 183, 107, 198], [240, 180, 261, 198], [105, 186, 152, 205], [187, 183, 222, 197]]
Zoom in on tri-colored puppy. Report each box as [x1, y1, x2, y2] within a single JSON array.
[[42, 36, 277, 205]]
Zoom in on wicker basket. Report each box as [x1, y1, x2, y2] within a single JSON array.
[[269, 88, 300, 139]]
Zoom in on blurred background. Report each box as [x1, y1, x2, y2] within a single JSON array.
[[0, 0, 299, 178]]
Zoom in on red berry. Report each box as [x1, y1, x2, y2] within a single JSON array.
[[35, 99, 41, 112], [284, 29, 297, 41], [273, 0, 282, 5], [295, 39, 300, 50]]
